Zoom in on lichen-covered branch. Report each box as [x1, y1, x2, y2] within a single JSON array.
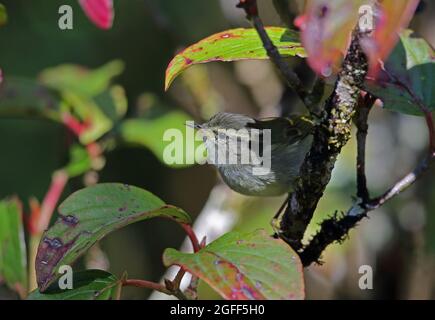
[[277, 30, 369, 250], [299, 212, 365, 266]]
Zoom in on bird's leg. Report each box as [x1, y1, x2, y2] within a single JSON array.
[[271, 194, 290, 235]]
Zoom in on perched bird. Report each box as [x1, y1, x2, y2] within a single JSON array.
[[194, 112, 314, 196]]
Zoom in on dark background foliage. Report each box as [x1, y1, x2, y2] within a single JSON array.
[[0, 0, 434, 299]]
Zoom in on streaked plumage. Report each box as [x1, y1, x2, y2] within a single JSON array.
[[198, 112, 313, 196]]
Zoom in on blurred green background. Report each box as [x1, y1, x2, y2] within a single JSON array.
[[0, 0, 434, 299]]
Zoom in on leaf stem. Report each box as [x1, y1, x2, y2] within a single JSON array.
[[34, 170, 69, 234], [122, 279, 172, 295], [181, 223, 201, 252]]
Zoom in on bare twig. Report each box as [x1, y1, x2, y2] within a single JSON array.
[[367, 152, 434, 210], [250, 15, 310, 104], [301, 132, 435, 266], [355, 93, 376, 202], [309, 77, 326, 117], [237, 0, 318, 111]]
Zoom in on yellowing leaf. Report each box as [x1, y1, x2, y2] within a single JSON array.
[[165, 27, 305, 90]]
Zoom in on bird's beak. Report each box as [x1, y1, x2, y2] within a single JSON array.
[[186, 122, 202, 129]]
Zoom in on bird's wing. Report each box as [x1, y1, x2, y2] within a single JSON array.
[[247, 115, 314, 145]]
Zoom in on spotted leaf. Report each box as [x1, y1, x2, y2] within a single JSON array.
[[163, 229, 305, 300], [35, 183, 191, 292], [165, 27, 306, 90]]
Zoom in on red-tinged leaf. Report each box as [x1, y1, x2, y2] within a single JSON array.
[[298, 0, 418, 77], [165, 27, 306, 90], [163, 229, 305, 300], [297, 0, 369, 76], [79, 0, 114, 30], [360, 0, 419, 78]]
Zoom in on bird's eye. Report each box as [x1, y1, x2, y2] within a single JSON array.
[[218, 132, 226, 140], [202, 136, 207, 143]]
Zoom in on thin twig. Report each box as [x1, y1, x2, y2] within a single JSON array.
[[367, 153, 434, 210], [301, 136, 435, 266], [355, 93, 376, 202], [237, 0, 312, 109], [251, 15, 310, 105], [308, 77, 326, 117]]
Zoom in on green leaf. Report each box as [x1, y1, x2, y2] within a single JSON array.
[[163, 229, 305, 300], [365, 30, 434, 116], [0, 198, 28, 299], [62, 91, 113, 144], [28, 270, 119, 300], [35, 183, 191, 292], [94, 85, 128, 122], [0, 77, 61, 121], [39, 61, 127, 144], [165, 27, 306, 90], [64, 144, 92, 178], [39, 60, 124, 97], [38, 61, 126, 144], [120, 111, 205, 168]]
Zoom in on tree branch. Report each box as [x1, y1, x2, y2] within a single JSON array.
[[276, 30, 369, 250]]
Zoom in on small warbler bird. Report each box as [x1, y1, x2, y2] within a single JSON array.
[[194, 112, 314, 197]]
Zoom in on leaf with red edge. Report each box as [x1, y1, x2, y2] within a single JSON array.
[[297, 0, 418, 77], [296, 0, 369, 77], [165, 27, 305, 90], [163, 229, 305, 300], [79, 0, 114, 30], [360, 0, 419, 78]]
